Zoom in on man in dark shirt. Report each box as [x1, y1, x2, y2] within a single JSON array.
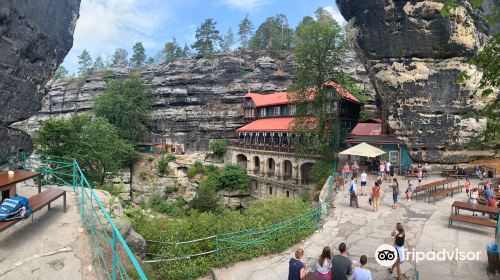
[[332, 242, 353, 280]]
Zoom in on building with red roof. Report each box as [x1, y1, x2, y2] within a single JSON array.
[[226, 82, 362, 200]]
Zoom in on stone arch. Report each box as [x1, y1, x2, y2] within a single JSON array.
[[267, 157, 276, 176], [282, 160, 293, 181], [253, 156, 261, 174], [300, 162, 316, 185], [236, 154, 248, 169]]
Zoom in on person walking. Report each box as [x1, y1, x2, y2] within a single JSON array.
[[343, 162, 350, 186], [349, 177, 359, 208], [372, 182, 381, 212], [288, 248, 306, 280], [332, 243, 353, 280], [405, 180, 415, 201], [389, 223, 405, 280], [465, 178, 471, 199], [352, 161, 359, 178], [385, 161, 392, 181], [353, 255, 372, 280], [389, 178, 400, 209], [379, 160, 385, 179], [315, 246, 332, 280], [360, 170, 368, 196]]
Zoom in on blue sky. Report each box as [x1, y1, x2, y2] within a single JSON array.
[[63, 0, 346, 74]]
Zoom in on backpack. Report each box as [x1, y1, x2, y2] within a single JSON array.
[[0, 196, 32, 222]]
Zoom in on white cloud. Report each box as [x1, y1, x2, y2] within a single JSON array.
[[63, 0, 168, 73], [324, 5, 346, 25], [220, 0, 274, 10]]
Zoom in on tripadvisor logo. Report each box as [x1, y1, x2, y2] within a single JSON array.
[[375, 244, 482, 267]]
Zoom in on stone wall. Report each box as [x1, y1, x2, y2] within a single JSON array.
[[336, 0, 498, 163]]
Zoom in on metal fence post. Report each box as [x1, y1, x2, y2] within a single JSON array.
[[81, 175, 85, 228], [112, 229, 117, 280]]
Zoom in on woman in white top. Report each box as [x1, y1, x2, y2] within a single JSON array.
[[315, 246, 332, 280]]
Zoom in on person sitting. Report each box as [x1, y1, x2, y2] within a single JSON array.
[[352, 255, 372, 280], [488, 197, 498, 219], [288, 249, 306, 280], [315, 246, 332, 280], [424, 163, 431, 174]]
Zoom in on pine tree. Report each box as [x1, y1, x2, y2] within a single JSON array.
[[53, 65, 69, 80], [77, 49, 93, 75], [238, 15, 253, 49], [93, 54, 105, 71], [181, 43, 191, 59], [191, 19, 222, 57], [163, 37, 184, 63], [111, 48, 128, 68], [146, 57, 155, 65], [251, 14, 294, 50], [221, 27, 235, 52], [131, 42, 146, 67]]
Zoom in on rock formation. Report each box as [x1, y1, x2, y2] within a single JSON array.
[[17, 51, 375, 152], [0, 0, 81, 161], [336, 0, 498, 163]]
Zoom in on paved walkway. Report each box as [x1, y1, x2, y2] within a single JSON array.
[[213, 175, 498, 280], [0, 182, 95, 280]]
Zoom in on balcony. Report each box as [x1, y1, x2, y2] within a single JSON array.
[[233, 142, 295, 153]]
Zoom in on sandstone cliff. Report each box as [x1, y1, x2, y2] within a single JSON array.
[[0, 0, 80, 160], [17, 51, 375, 152], [336, 0, 498, 163]]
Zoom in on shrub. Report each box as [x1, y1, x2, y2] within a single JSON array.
[[157, 158, 168, 175], [147, 155, 154, 162], [165, 153, 176, 162], [189, 186, 221, 213], [220, 164, 249, 190], [299, 186, 310, 203], [150, 195, 185, 217], [131, 197, 314, 280], [209, 139, 227, 157], [139, 171, 148, 181], [164, 186, 178, 197], [187, 161, 205, 179]]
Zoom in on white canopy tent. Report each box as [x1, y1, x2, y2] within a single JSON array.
[[339, 142, 386, 158]]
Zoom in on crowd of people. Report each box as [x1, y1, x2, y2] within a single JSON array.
[[288, 223, 406, 280]]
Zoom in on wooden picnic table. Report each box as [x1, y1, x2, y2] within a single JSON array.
[[414, 178, 457, 201], [0, 170, 42, 195], [452, 201, 499, 216]]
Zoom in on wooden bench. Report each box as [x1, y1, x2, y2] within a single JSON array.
[[0, 188, 66, 232], [449, 214, 497, 229], [431, 185, 464, 204]]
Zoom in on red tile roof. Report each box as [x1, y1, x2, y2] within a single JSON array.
[[323, 81, 361, 105], [237, 117, 295, 132], [244, 81, 362, 108], [244, 92, 289, 107], [351, 123, 382, 136]]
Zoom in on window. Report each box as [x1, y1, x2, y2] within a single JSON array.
[[286, 191, 290, 197], [269, 187, 273, 195], [261, 108, 266, 117], [389, 151, 400, 166], [274, 106, 280, 116], [290, 105, 296, 116], [266, 107, 273, 117]]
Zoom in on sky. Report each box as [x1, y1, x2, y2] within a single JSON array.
[[63, 0, 346, 74]]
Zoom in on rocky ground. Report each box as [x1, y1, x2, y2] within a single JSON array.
[[213, 174, 497, 280]]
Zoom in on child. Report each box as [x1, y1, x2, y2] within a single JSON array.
[[372, 182, 381, 212], [417, 168, 423, 186], [360, 170, 368, 196], [405, 180, 415, 201], [465, 178, 471, 199], [288, 249, 306, 280], [470, 188, 479, 217]]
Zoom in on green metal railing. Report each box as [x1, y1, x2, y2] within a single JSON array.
[[5, 153, 147, 280]]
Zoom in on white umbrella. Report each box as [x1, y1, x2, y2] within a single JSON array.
[[339, 142, 386, 158]]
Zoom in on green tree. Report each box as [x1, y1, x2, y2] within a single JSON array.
[[110, 48, 129, 68], [53, 65, 69, 80], [93, 54, 105, 71], [146, 57, 155, 65], [251, 14, 294, 50], [131, 42, 146, 67], [77, 49, 93, 75], [221, 27, 235, 52], [94, 76, 153, 141], [220, 164, 249, 190], [442, 0, 499, 147], [33, 114, 136, 184], [189, 186, 221, 213], [210, 139, 228, 157], [163, 37, 184, 63], [191, 18, 222, 57], [291, 12, 349, 157], [238, 15, 253, 49]]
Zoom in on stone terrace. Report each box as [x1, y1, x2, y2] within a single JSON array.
[[213, 175, 498, 280], [0, 181, 95, 280]]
